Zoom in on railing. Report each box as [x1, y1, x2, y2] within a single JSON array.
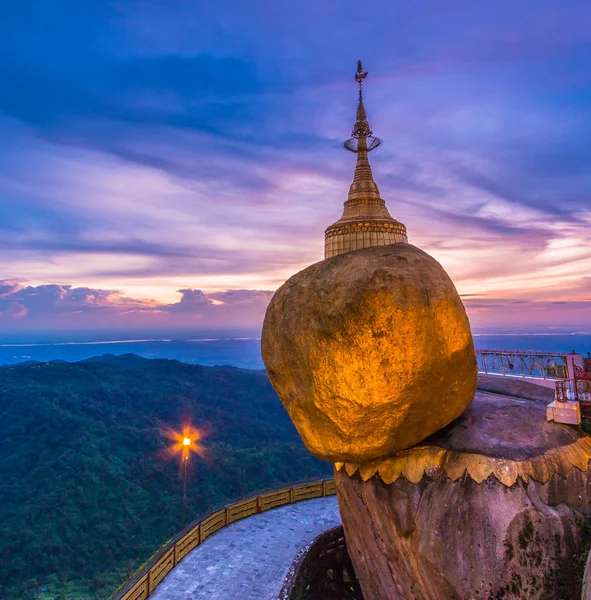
[[110, 478, 336, 600], [476, 350, 568, 380]]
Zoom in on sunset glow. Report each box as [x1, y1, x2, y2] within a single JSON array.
[[0, 1, 589, 335]]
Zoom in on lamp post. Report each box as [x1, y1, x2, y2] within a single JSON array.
[[164, 425, 203, 527], [182, 437, 191, 527]]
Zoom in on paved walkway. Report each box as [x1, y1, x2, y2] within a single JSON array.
[[150, 496, 341, 600]]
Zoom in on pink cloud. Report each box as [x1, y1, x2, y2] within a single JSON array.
[[0, 280, 587, 335], [0, 281, 273, 333], [464, 298, 591, 332]]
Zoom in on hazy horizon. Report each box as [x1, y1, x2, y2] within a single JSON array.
[[1, 323, 591, 345], [0, 333, 589, 370]]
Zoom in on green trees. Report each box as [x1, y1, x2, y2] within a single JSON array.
[[0, 355, 331, 599]]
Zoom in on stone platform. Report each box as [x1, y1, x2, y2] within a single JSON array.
[[149, 497, 341, 600]]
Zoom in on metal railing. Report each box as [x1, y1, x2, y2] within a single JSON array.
[[476, 350, 568, 380], [110, 478, 336, 600]]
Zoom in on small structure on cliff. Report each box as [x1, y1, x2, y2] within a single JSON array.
[[547, 379, 582, 425], [262, 62, 591, 600], [324, 61, 407, 258]]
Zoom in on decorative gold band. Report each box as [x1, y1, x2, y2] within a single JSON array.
[[324, 221, 407, 238], [335, 436, 591, 487]]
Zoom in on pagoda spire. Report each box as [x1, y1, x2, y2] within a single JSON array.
[[352, 60, 372, 138], [347, 61, 377, 185], [324, 61, 408, 259]]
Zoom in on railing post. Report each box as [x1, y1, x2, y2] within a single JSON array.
[[322, 480, 327, 497], [257, 495, 262, 513], [197, 523, 202, 545], [566, 351, 584, 380], [289, 487, 294, 503], [224, 507, 229, 526], [173, 543, 177, 567], [146, 571, 152, 597]]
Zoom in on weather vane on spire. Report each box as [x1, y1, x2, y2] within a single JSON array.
[[355, 60, 368, 101], [344, 60, 381, 152]]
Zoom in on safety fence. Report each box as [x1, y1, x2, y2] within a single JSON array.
[[110, 478, 336, 600], [476, 349, 568, 379]]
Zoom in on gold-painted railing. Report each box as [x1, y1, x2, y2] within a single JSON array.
[[110, 478, 336, 600]]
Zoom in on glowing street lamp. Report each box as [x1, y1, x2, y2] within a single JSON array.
[[165, 425, 203, 527]]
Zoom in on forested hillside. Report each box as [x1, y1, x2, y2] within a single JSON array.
[[0, 355, 331, 600]]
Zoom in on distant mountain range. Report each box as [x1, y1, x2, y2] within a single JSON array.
[[0, 354, 330, 600], [18, 353, 173, 368]]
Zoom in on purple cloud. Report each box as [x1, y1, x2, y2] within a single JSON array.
[[169, 289, 212, 313], [0, 0, 589, 336], [0, 281, 275, 333], [0, 279, 588, 336]]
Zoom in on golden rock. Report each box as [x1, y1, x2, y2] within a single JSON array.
[[261, 243, 477, 463]]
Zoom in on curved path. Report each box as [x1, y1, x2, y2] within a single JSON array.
[[149, 496, 341, 600]]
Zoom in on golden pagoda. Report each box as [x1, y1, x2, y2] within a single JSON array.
[[324, 61, 408, 258]]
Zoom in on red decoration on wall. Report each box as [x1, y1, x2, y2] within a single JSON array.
[[574, 365, 591, 381]]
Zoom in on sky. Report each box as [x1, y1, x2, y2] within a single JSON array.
[[1, 0, 590, 337]]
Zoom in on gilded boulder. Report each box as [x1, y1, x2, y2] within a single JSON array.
[[261, 243, 477, 463]]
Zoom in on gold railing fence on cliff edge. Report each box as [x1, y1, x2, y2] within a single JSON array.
[[109, 478, 336, 600]]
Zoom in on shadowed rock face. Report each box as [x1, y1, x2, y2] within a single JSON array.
[[337, 470, 591, 600], [335, 393, 591, 600], [261, 243, 477, 463]]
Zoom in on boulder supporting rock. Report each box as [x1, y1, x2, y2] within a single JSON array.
[[335, 392, 591, 600]]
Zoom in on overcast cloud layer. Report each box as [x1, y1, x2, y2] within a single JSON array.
[[1, 0, 590, 335]]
